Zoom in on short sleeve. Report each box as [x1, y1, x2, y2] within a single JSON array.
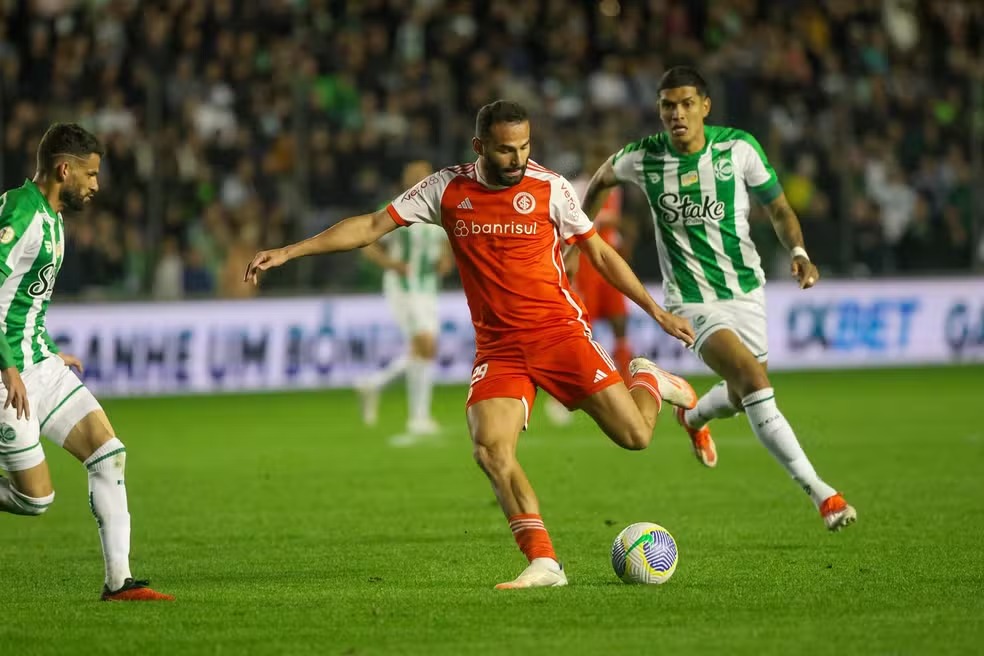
[[735, 132, 783, 205], [611, 140, 646, 184], [0, 192, 38, 278], [549, 176, 596, 245], [386, 169, 456, 226]]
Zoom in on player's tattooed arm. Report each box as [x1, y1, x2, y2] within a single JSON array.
[[765, 193, 820, 289], [581, 156, 620, 221], [577, 234, 695, 345], [245, 209, 398, 285]]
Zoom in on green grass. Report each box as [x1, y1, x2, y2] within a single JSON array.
[[3, 366, 984, 655]]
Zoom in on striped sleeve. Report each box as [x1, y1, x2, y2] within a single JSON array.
[[735, 132, 783, 205], [0, 192, 37, 278], [611, 140, 646, 184]]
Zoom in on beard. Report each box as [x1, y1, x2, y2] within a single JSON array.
[[59, 186, 87, 212], [486, 160, 527, 187]]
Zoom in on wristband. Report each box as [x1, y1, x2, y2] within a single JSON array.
[[791, 246, 810, 261]]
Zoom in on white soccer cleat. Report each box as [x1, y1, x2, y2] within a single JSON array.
[[628, 358, 698, 409], [406, 417, 442, 435], [494, 558, 568, 590], [355, 381, 380, 426], [820, 493, 857, 532]]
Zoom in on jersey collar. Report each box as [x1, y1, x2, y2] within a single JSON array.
[[23, 179, 59, 220], [666, 127, 712, 160]]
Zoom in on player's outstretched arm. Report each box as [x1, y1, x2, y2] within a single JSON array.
[[576, 234, 694, 346], [244, 208, 398, 286], [581, 156, 620, 221], [764, 193, 820, 289]]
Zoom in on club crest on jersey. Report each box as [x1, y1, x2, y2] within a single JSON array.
[[648, 172, 662, 184], [512, 192, 536, 215], [44, 240, 52, 254], [681, 171, 699, 187], [0, 227, 14, 244], [714, 159, 734, 181]]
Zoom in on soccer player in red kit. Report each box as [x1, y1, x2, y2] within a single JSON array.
[[245, 101, 698, 589]]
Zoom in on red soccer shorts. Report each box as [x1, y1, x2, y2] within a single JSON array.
[[466, 330, 623, 421]]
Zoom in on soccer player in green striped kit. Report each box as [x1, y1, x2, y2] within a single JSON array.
[[583, 67, 856, 531], [0, 124, 172, 599]]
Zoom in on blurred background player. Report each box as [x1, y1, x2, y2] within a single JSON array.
[[582, 67, 856, 532], [572, 144, 637, 378], [356, 160, 453, 438], [547, 145, 637, 426], [245, 101, 699, 589], [0, 124, 172, 600]]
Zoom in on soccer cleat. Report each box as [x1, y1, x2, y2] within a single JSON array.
[[407, 417, 442, 435], [675, 407, 718, 468], [628, 358, 698, 409], [495, 558, 568, 590], [820, 493, 857, 532], [101, 578, 174, 602], [355, 381, 380, 426]]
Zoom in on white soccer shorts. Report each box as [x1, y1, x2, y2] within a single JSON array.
[[386, 291, 439, 338], [668, 287, 769, 363], [0, 355, 102, 472]]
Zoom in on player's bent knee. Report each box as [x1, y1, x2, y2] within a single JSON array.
[[621, 424, 652, 451], [12, 488, 55, 516], [728, 361, 770, 398]]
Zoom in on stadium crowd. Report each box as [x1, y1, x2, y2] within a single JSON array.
[[1, 0, 981, 299]]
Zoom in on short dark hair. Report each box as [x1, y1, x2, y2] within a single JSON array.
[[658, 66, 709, 97], [36, 123, 104, 172], [475, 100, 529, 139]]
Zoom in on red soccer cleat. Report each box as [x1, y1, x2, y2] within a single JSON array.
[[820, 493, 857, 532], [101, 578, 174, 602], [675, 406, 718, 468]]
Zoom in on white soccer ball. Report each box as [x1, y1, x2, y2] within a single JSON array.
[[611, 522, 679, 584]]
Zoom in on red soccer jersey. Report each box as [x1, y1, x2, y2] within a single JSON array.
[[386, 160, 597, 349]]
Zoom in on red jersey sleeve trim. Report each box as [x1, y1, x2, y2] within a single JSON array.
[[564, 226, 596, 245], [386, 204, 410, 226]]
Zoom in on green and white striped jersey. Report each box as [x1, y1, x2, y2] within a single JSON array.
[[0, 180, 65, 371], [379, 223, 446, 296], [613, 125, 783, 304]]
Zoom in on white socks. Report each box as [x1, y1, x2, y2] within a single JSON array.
[[742, 388, 836, 507], [85, 438, 132, 590], [406, 356, 435, 423], [685, 381, 739, 429]]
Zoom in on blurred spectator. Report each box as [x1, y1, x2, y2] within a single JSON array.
[[152, 236, 184, 300], [0, 0, 979, 300]]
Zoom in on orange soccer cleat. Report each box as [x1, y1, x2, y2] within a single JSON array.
[[820, 493, 857, 532], [101, 578, 174, 602], [675, 406, 718, 468]]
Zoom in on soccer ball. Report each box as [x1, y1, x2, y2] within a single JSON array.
[[611, 522, 679, 584]]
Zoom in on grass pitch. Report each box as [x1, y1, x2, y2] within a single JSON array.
[[3, 366, 983, 655]]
